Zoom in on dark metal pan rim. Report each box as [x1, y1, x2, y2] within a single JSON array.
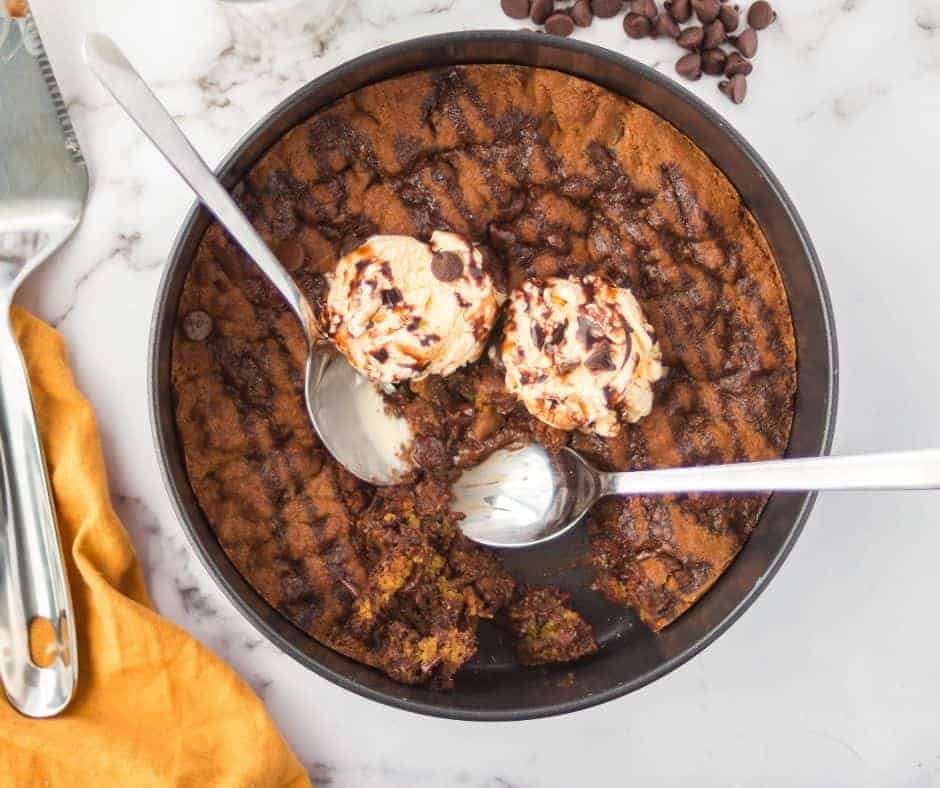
[[148, 31, 838, 722]]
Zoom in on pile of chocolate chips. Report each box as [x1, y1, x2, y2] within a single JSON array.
[[500, 0, 777, 104]]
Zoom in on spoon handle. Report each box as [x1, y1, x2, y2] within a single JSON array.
[[603, 449, 940, 495], [82, 34, 317, 345]]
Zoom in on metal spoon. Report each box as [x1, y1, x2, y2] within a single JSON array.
[[83, 34, 411, 485], [453, 444, 940, 548]]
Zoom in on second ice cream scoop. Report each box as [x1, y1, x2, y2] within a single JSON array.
[[501, 275, 664, 437]]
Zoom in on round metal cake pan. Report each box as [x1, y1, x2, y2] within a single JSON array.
[[149, 31, 838, 721]]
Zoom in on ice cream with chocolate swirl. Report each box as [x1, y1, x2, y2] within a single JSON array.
[[501, 276, 664, 437], [325, 232, 503, 384]]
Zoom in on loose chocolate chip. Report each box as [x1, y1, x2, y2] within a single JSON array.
[[724, 50, 753, 75], [733, 26, 758, 57], [675, 51, 703, 80], [500, 0, 531, 19], [370, 348, 389, 363], [719, 2, 739, 31], [531, 0, 554, 24], [545, 11, 575, 35], [665, 0, 691, 22], [677, 25, 704, 50], [624, 12, 652, 38], [571, 0, 593, 26], [412, 435, 450, 470], [382, 287, 404, 306], [701, 47, 727, 75], [747, 0, 775, 30], [703, 18, 725, 48], [653, 12, 680, 37], [591, 0, 623, 18], [692, 0, 720, 23], [182, 310, 213, 341], [719, 73, 747, 103], [431, 251, 464, 282], [585, 342, 615, 371], [629, 0, 658, 19]]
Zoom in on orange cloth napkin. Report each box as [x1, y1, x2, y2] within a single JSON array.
[[0, 309, 311, 788]]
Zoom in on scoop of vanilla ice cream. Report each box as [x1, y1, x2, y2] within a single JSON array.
[[501, 276, 663, 437], [325, 232, 503, 384]]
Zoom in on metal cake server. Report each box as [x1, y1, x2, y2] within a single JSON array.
[[0, 5, 84, 716], [454, 444, 940, 548], [83, 33, 412, 487]]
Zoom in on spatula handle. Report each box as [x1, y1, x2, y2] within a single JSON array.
[[0, 312, 77, 717]]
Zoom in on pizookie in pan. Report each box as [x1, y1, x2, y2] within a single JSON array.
[[171, 65, 795, 687]]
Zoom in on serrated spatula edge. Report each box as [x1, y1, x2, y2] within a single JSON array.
[[20, 11, 85, 165]]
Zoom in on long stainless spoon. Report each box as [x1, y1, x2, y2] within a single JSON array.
[[83, 34, 411, 485], [454, 444, 940, 548]]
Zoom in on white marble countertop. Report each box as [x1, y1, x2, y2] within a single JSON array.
[[22, 0, 940, 784]]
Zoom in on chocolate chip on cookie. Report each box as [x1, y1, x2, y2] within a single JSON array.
[[183, 310, 213, 341]]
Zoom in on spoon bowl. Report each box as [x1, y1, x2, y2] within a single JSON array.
[[453, 445, 601, 548], [306, 353, 411, 484]]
